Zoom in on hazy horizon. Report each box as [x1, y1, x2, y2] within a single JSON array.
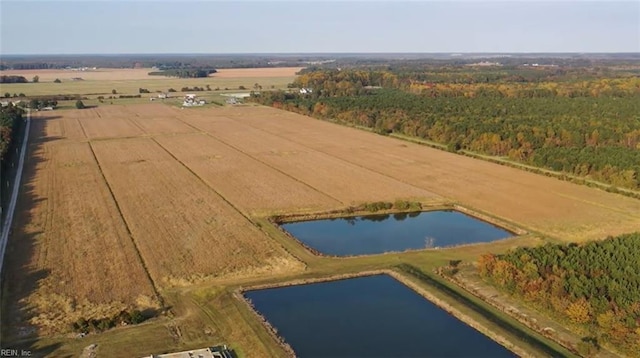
[[1, 1, 639, 55], [1, 52, 639, 57]]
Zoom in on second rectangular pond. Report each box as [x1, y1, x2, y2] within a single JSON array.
[[245, 274, 515, 357], [281, 210, 513, 256]]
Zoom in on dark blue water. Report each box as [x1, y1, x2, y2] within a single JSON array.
[[245, 274, 515, 358], [281, 210, 512, 256]]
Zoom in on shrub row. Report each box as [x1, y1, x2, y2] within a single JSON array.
[[360, 200, 422, 213], [71, 309, 146, 334]]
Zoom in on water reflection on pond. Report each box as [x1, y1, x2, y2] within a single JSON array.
[[281, 210, 512, 256]]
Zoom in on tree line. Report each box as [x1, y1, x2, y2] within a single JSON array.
[[28, 99, 58, 110], [148, 68, 217, 78], [1, 105, 25, 217], [292, 69, 640, 98], [0, 75, 28, 83], [0, 104, 23, 160], [478, 233, 640, 356]]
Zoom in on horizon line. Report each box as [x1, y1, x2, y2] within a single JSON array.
[[2, 51, 640, 57]]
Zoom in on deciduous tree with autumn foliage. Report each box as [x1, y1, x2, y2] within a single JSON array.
[[477, 233, 640, 355]]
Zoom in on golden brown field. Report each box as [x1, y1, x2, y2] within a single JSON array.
[[153, 133, 340, 213], [0, 68, 161, 82], [0, 67, 302, 82], [177, 114, 438, 205], [0, 67, 300, 97], [5, 101, 640, 356], [91, 137, 303, 287], [212, 105, 640, 242], [3, 132, 158, 337]]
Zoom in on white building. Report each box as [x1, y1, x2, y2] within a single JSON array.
[[183, 94, 205, 107]]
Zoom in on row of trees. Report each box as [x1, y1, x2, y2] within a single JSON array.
[[0, 105, 24, 220], [0, 75, 28, 83], [148, 68, 217, 78], [478, 233, 640, 355], [71, 309, 146, 334], [1, 75, 40, 83], [293, 69, 640, 99], [180, 85, 211, 92], [4, 92, 26, 98], [0, 104, 23, 160], [29, 99, 58, 110]]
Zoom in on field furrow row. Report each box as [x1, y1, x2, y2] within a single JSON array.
[[177, 114, 440, 205], [91, 137, 303, 287], [4, 128, 157, 334], [217, 106, 640, 241], [154, 132, 340, 213]]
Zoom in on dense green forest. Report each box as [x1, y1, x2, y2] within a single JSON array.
[[477, 233, 640, 355], [251, 67, 640, 190]]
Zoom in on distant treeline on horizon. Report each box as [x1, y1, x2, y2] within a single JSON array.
[[1, 53, 639, 70]]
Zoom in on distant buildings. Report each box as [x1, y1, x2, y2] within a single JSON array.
[[220, 93, 250, 105], [182, 94, 205, 107], [150, 93, 170, 101], [522, 63, 558, 67], [65, 66, 97, 71], [467, 61, 502, 67]]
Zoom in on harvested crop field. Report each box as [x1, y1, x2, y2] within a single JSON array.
[[0, 67, 302, 82], [30, 110, 87, 142], [6, 101, 640, 344], [0, 67, 300, 97], [177, 114, 437, 204], [3, 138, 158, 337], [91, 137, 302, 286], [154, 133, 340, 213], [77, 111, 144, 140], [206, 105, 640, 242], [0, 68, 161, 81]]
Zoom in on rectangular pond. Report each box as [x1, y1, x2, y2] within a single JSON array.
[[245, 274, 515, 358], [280, 210, 513, 256]]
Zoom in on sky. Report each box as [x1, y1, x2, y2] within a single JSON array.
[[1, 1, 639, 54]]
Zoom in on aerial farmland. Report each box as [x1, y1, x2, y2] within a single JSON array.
[[1, 57, 639, 357], [2, 0, 640, 355]]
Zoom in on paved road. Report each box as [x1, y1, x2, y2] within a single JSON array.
[[0, 110, 30, 276]]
